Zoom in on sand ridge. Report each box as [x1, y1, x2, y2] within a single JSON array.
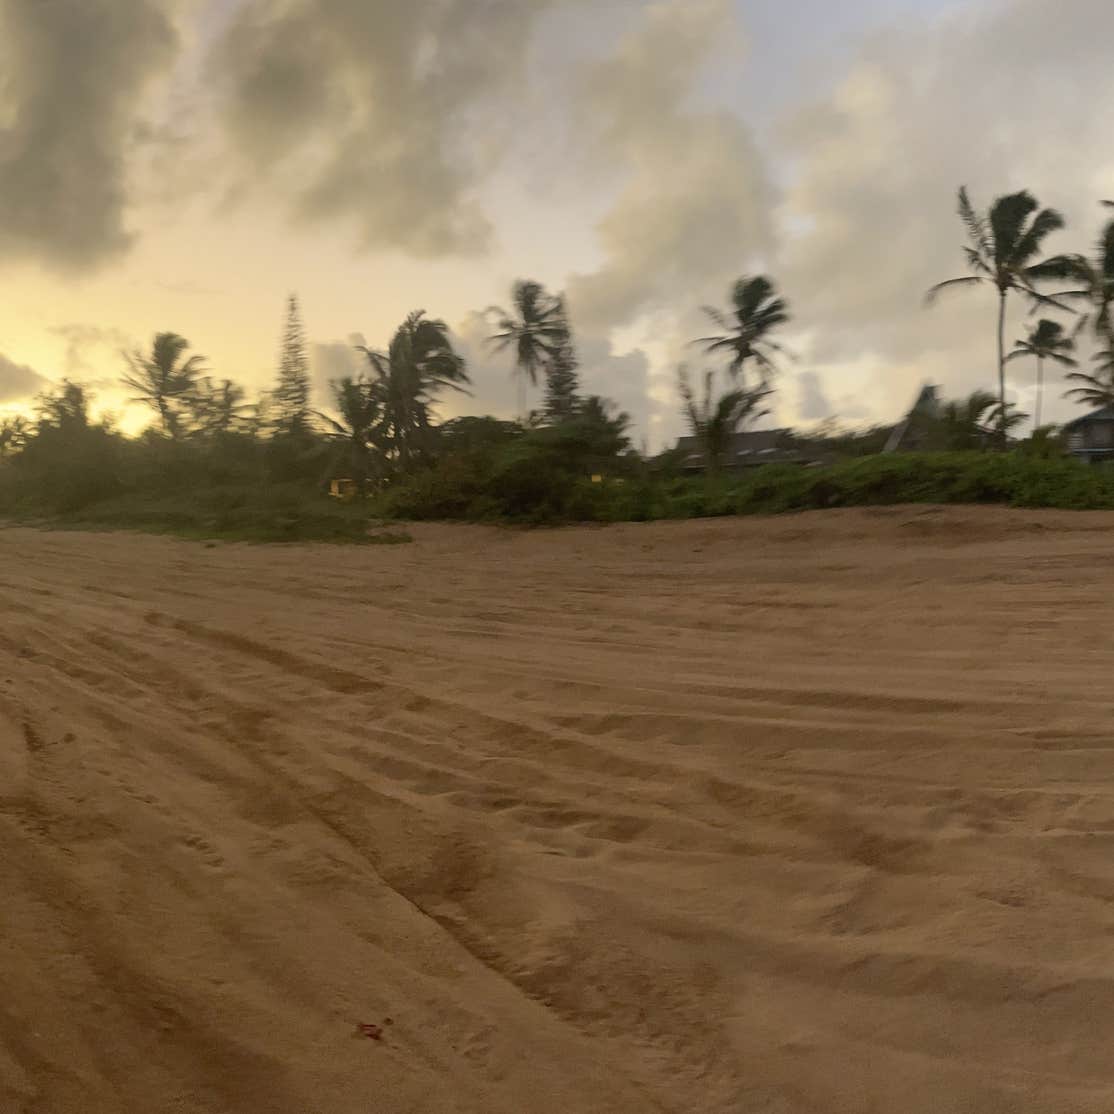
[[3, 507, 1114, 1112]]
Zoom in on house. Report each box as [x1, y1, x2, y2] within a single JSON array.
[[676, 429, 810, 472], [883, 384, 942, 453], [1062, 407, 1114, 463]]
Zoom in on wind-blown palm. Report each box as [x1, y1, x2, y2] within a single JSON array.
[[1065, 348, 1114, 409], [927, 187, 1075, 441], [1061, 207, 1114, 344], [318, 376, 383, 489], [1006, 319, 1076, 430], [359, 311, 469, 469], [123, 332, 205, 439], [678, 366, 771, 473], [487, 281, 564, 421], [939, 389, 1027, 450], [694, 276, 791, 385]]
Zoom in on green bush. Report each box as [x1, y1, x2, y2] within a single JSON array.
[[372, 451, 1114, 524]]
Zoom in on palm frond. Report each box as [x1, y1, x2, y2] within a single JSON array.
[[925, 275, 984, 305], [957, 186, 992, 260]]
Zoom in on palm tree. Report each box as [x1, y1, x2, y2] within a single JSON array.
[[359, 311, 469, 471], [694, 276, 791, 385], [318, 376, 383, 491], [187, 377, 251, 437], [1065, 349, 1114, 409], [122, 332, 205, 439], [937, 389, 1028, 450], [487, 280, 565, 422], [1005, 319, 1077, 430], [678, 366, 771, 474], [927, 187, 1075, 441], [1061, 204, 1114, 344]]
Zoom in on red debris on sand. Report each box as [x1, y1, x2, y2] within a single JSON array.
[[357, 1023, 384, 1041]]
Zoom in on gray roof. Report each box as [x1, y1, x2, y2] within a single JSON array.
[[676, 429, 787, 452], [1062, 406, 1114, 430], [883, 384, 941, 453]]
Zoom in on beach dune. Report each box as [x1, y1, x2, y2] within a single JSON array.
[[3, 508, 1114, 1112]]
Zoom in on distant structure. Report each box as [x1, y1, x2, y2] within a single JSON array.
[[675, 429, 810, 472], [883, 384, 941, 453], [1062, 407, 1114, 463]]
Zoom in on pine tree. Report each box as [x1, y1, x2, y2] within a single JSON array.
[[543, 296, 580, 422], [273, 293, 311, 436]]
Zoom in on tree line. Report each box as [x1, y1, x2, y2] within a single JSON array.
[[3, 182, 1114, 513]]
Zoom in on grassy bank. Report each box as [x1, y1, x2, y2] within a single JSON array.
[[4, 453, 1114, 540], [374, 451, 1114, 524], [0, 482, 411, 544]]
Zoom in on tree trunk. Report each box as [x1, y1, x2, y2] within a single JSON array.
[[518, 372, 527, 426], [997, 290, 1008, 448], [1035, 357, 1044, 431]]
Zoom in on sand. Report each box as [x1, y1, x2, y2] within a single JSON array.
[[4, 507, 1114, 1112]]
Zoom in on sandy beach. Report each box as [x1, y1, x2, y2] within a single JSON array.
[[4, 507, 1114, 1112]]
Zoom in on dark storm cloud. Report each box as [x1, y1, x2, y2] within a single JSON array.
[[0, 354, 48, 403], [0, 0, 178, 270], [210, 0, 571, 257]]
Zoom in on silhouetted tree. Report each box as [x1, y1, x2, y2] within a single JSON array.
[[543, 296, 581, 422], [272, 293, 312, 436], [487, 280, 564, 421], [1006, 319, 1076, 429], [359, 311, 469, 471], [0, 415, 29, 458], [695, 276, 790, 386], [122, 333, 205, 439], [678, 366, 771, 473], [318, 376, 383, 490], [187, 377, 252, 438], [37, 380, 91, 433], [936, 389, 1027, 450], [1062, 203, 1114, 344], [1065, 349, 1114, 409], [928, 187, 1075, 440]]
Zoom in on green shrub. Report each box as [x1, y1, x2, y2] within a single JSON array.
[[372, 451, 1114, 524]]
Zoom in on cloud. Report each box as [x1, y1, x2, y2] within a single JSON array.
[[210, 0, 570, 257], [796, 371, 832, 422], [778, 0, 1114, 426], [311, 337, 366, 408], [0, 0, 179, 270], [567, 0, 772, 333], [49, 324, 132, 378], [451, 311, 519, 420], [560, 0, 774, 448], [0, 354, 48, 404]]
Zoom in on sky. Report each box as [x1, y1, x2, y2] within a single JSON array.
[[0, 0, 1111, 448]]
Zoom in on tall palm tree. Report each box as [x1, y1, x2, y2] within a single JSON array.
[[678, 366, 771, 474], [694, 276, 791, 385], [318, 376, 383, 490], [927, 187, 1074, 441], [1005, 319, 1077, 430], [1064, 349, 1114, 409], [122, 332, 205, 439], [487, 280, 564, 422], [359, 311, 469, 471]]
